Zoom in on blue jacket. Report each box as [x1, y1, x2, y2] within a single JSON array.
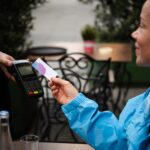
[[62, 89, 150, 150]]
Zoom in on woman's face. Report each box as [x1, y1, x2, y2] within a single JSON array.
[[132, 0, 150, 66]]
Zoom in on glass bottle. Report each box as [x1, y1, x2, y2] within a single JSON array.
[[0, 111, 14, 150]]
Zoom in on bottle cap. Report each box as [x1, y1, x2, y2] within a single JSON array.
[[0, 111, 9, 118]]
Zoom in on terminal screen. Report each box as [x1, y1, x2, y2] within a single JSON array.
[[18, 65, 34, 76]]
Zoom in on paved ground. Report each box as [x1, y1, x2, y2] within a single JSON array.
[[30, 0, 94, 46]]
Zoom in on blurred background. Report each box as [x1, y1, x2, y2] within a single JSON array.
[[30, 0, 95, 45]]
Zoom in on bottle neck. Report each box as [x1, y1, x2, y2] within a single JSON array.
[[0, 111, 14, 150], [1, 124, 10, 133], [0, 118, 12, 138]]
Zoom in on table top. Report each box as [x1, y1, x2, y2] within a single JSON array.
[[26, 46, 67, 56], [14, 141, 94, 150]]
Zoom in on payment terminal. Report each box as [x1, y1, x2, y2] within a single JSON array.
[[9, 60, 44, 98]]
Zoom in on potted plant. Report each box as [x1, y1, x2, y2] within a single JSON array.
[[81, 24, 98, 53], [79, 0, 144, 52]]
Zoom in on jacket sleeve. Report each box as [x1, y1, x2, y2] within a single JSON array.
[[62, 93, 127, 150]]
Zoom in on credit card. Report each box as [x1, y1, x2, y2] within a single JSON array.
[[32, 58, 58, 79]]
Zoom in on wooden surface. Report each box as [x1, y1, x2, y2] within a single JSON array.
[[14, 141, 94, 150], [47, 42, 132, 62]]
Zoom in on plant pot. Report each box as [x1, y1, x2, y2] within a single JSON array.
[[83, 40, 95, 53]]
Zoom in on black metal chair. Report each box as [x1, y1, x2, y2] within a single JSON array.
[[31, 52, 112, 142]]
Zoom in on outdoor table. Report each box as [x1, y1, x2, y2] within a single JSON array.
[[13, 141, 94, 150]]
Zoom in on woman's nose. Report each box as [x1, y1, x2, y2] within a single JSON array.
[[131, 29, 138, 39]]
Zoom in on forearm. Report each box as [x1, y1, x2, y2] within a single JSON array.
[[62, 93, 127, 149]]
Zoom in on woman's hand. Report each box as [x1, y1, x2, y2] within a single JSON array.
[[0, 52, 15, 81], [48, 77, 78, 104]]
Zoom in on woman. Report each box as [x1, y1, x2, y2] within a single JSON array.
[[49, 0, 150, 149]]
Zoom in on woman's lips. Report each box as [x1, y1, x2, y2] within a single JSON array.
[[135, 47, 140, 55]]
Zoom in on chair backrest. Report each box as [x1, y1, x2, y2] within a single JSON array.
[[31, 53, 112, 142], [58, 52, 111, 111]]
